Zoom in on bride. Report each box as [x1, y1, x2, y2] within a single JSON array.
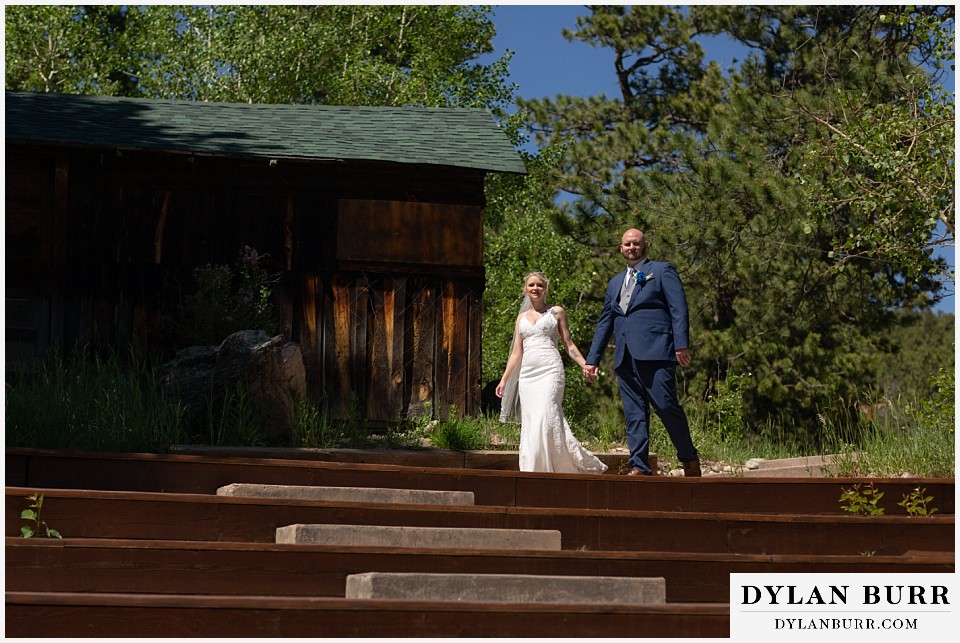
[[496, 272, 608, 474]]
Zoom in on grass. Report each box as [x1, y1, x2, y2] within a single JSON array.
[[5, 350, 186, 453], [291, 394, 428, 450], [828, 415, 955, 478], [5, 351, 954, 478], [200, 379, 268, 447]]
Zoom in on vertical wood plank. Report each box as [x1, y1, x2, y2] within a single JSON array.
[[390, 277, 407, 417], [325, 274, 350, 418], [435, 279, 470, 418], [50, 153, 69, 350], [323, 273, 368, 419], [353, 275, 369, 417], [284, 196, 295, 272], [405, 277, 436, 418], [365, 275, 406, 421], [160, 187, 185, 266], [153, 191, 171, 264], [466, 279, 483, 416], [298, 273, 321, 398], [450, 281, 470, 413]]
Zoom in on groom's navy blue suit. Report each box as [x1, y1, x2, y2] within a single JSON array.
[[586, 257, 698, 474]]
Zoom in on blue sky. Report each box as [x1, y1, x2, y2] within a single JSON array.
[[485, 4, 955, 314], [487, 4, 750, 101]]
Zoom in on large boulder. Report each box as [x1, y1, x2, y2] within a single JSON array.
[[160, 330, 307, 442]]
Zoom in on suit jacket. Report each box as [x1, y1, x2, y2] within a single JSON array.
[[585, 258, 690, 369]]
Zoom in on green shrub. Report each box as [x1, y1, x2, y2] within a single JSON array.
[[428, 410, 488, 450], [704, 372, 749, 444], [839, 483, 886, 516], [172, 245, 279, 347], [898, 487, 939, 517], [20, 493, 61, 539]]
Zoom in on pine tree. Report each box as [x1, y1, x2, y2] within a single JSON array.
[[518, 6, 952, 437]]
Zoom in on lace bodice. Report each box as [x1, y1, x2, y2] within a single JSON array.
[[518, 310, 560, 351]]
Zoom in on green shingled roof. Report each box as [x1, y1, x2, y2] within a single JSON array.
[[4, 91, 526, 174]]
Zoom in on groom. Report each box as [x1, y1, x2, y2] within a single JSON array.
[[583, 228, 701, 477]]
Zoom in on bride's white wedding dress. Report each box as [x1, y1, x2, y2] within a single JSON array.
[[517, 310, 608, 474]]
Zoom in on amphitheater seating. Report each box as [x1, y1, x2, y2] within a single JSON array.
[[4, 448, 955, 637]]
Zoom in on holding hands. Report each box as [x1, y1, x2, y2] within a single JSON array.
[[582, 349, 690, 384]]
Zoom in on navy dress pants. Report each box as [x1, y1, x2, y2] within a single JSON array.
[[615, 353, 698, 473]]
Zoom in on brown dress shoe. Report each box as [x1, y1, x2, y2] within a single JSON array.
[[682, 459, 702, 477], [627, 468, 643, 476]]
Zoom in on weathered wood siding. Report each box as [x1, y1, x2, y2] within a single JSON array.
[[311, 273, 482, 421], [338, 199, 483, 268], [5, 146, 486, 421], [4, 150, 65, 366]]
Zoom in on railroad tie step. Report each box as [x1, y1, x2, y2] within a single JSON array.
[[276, 524, 562, 550], [218, 483, 474, 506], [345, 572, 666, 604]]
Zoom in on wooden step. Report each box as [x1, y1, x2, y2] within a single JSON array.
[[6, 487, 953, 556], [6, 538, 953, 604], [7, 448, 949, 638], [4, 591, 730, 637], [7, 448, 955, 515], [344, 572, 666, 604], [171, 444, 643, 473]]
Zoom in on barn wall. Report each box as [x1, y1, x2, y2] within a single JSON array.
[[337, 199, 483, 268], [309, 272, 482, 421], [5, 149, 68, 367], [5, 145, 487, 421]]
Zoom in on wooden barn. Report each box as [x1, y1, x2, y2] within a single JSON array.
[[5, 90, 526, 422]]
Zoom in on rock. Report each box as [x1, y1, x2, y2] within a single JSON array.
[[158, 345, 220, 411], [745, 458, 765, 470], [160, 330, 307, 442]]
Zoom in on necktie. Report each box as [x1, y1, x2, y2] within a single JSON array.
[[620, 267, 635, 312]]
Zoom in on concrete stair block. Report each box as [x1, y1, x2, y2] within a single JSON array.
[[741, 455, 842, 478], [217, 483, 474, 505], [345, 571, 666, 604], [276, 523, 562, 550]]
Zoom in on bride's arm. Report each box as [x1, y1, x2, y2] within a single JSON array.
[[495, 315, 524, 398], [555, 307, 588, 369]]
